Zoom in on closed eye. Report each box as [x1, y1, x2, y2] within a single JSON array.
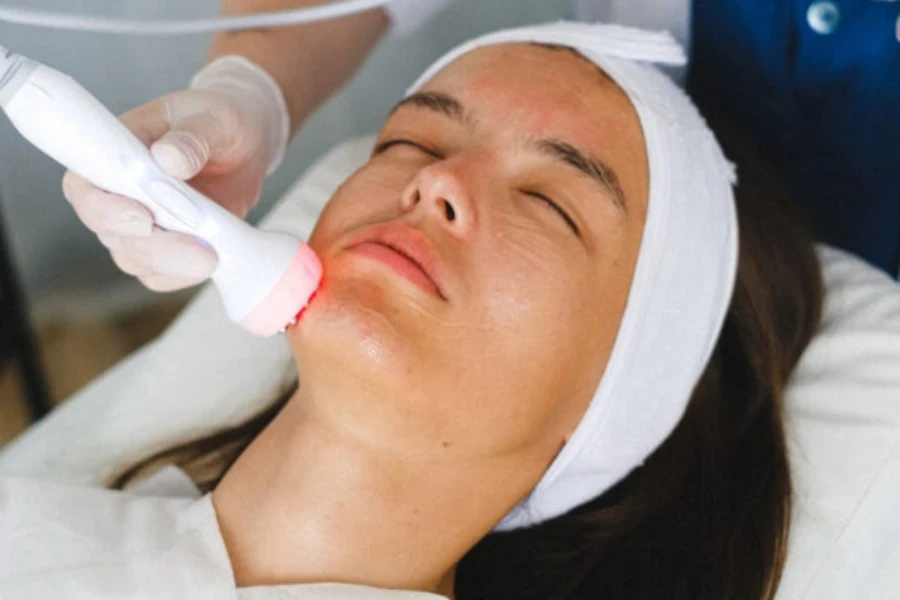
[[375, 140, 580, 236], [521, 190, 581, 237], [373, 138, 442, 159]]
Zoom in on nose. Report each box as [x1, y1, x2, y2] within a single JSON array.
[[400, 160, 477, 236]]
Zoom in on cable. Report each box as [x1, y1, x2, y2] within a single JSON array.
[[0, 0, 391, 36]]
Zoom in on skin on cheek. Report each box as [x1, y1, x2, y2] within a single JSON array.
[[481, 220, 612, 411], [486, 255, 576, 339]]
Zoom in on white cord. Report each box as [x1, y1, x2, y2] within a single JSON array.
[[0, 0, 391, 36]]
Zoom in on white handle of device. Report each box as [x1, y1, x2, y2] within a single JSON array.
[[0, 49, 321, 334]]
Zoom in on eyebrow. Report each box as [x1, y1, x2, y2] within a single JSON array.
[[389, 91, 628, 212], [533, 138, 627, 212], [390, 91, 470, 123]]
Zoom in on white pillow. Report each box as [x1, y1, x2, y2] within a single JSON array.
[[0, 136, 897, 598], [777, 245, 900, 599]]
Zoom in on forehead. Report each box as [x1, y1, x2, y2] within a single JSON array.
[[418, 43, 649, 213]]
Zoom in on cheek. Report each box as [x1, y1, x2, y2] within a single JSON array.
[[307, 200, 342, 253], [456, 242, 606, 450], [308, 166, 407, 252], [474, 229, 619, 389], [478, 224, 582, 334]]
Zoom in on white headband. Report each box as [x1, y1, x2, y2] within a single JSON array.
[[407, 22, 739, 531]]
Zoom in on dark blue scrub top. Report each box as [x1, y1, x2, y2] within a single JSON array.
[[688, 0, 900, 278]]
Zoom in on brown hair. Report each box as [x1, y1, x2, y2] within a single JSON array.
[[111, 107, 822, 600]]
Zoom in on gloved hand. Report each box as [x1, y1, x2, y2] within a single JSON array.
[[61, 55, 291, 291]]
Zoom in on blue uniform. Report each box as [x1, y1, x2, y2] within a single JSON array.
[[688, 0, 900, 278]]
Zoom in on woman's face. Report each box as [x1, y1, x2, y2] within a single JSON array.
[[290, 44, 648, 470]]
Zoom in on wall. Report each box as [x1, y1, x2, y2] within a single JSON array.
[[0, 0, 574, 322]]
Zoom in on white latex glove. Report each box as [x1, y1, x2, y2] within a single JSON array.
[[61, 55, 291, 291]]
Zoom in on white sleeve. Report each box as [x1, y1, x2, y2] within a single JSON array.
[[384, 0, 457, 36], [0, 476, 234, 599]]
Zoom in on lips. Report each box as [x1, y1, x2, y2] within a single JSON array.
[[347, 223, 447, 300]]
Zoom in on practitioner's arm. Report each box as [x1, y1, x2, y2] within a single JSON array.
[[61, 0, 389, 293], [208, 0, 390, 136]]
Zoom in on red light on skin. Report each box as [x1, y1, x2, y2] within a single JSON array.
[[285, 278, 324, 331]]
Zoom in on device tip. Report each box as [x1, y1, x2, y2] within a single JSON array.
[[239, 243, 323, 337], [284, 287, 321, 331]]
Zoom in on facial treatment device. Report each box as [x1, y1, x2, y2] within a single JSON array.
[[0, 45, 322, 336]]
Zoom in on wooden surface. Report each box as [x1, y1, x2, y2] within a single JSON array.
[[0, 300, 188, 449]]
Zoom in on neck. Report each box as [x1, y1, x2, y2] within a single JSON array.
[[211, 385, 539, 597]]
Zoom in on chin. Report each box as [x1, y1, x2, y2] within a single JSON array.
[[286, 275, 420, 380]]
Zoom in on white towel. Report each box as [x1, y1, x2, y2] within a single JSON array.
[[0, 471, 448, 600]]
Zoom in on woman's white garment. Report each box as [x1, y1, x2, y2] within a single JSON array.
[[0, 467, 448, 600], [406, 23, 738, 532]]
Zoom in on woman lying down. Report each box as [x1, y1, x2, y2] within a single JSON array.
[[0, 22, 824, 600]]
